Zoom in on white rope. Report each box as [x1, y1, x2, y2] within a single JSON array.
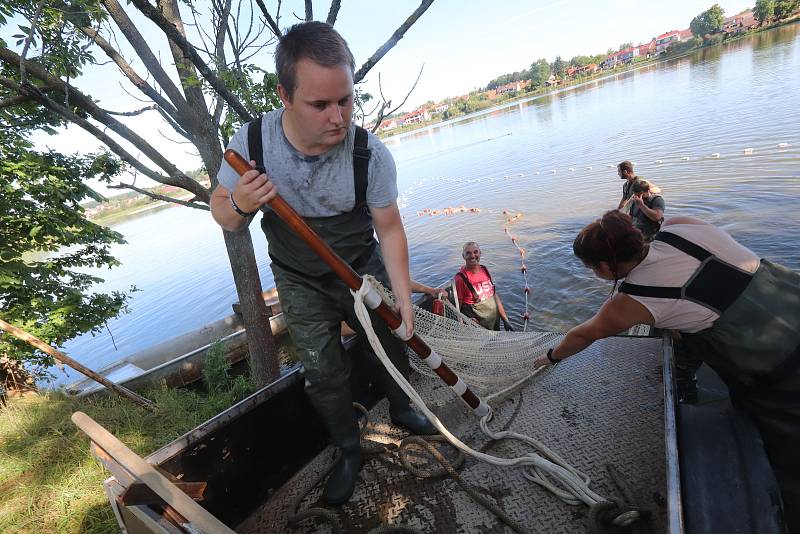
[[351, 276, 635, 519]]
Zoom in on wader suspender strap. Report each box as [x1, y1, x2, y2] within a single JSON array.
[[248, 115, 265, 173], [249, 118, 375, 278], [619, 231, 754, 315], [456, 266, 493, 301], [247, 118, 370, 208], [353, 125, 370, 207]]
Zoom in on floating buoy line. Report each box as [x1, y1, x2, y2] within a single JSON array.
[[502, 210, 531, 331], [398, 139, 795, 208]]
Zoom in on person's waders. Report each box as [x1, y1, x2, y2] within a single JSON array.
[[457, 266, 501, 330], [249, 118, 434, 505], [620, 231, 800, 532]]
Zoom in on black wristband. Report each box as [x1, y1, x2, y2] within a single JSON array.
[[546, 348, 559, 364], [229, 191, 255, 217]]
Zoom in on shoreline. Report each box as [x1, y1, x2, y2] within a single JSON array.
[[379, 18, 800, 141]]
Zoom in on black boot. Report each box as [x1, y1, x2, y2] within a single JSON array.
[[385, 379, 438, 435], [323, 442, 364, 505], [390, 404, 439, 435], [312, 390, 364, 506]]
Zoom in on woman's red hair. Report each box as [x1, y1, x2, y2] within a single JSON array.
[[573, 211, 645, 279]]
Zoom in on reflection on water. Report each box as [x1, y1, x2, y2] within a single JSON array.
[[56, 25, 800, 385]]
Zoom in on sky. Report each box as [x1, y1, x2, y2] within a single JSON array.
[[9, 0, 752, 191]]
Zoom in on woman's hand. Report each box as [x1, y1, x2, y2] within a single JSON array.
[[533, 354, 551, 369]]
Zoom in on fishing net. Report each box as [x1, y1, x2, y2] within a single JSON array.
[[355, 277, 641, 523], [373, 278, 560, 401]]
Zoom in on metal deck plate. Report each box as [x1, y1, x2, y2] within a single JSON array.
[[237, 336, 667, 533]]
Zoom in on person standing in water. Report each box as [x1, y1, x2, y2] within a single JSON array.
[[454, 241, 513, 331], [616, 160, 642, 211], [629, 179, 665, 241]]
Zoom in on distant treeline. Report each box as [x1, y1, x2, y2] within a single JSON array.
[[485, 53, 608, 91]]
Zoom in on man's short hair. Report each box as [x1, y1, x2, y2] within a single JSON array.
[[632, 180, 651, 194], [617, 160, 634, 174], [275, 21, 355, 100], [462, 241, 479, 256]]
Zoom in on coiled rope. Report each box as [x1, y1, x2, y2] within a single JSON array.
[[287, 403, 530, 533]]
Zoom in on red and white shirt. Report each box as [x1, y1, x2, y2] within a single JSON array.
[[455, 266, 495, 305]]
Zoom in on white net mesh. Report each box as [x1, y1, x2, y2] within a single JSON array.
[[373, 279, 560, 399], [354, 277, 635, 518]]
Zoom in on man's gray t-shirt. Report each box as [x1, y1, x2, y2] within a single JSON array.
[[216, 108, 398, 217]]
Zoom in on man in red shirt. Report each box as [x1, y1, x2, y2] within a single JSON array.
[[454, 242, 513, 331]]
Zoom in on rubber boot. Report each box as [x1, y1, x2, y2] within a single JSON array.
[[384, 377, 438, 435], [315, 393, 364, 506], [323, 438, 363, 506]]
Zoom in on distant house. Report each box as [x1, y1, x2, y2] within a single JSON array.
[[678, 29, 694, 41], [581, 63, 599, 74], [637, 40, 656, 59], [402, 107, 430, 125], [655, 30, 681, 54], [378, 119, 399, 131], [601, 50, 623, 69], [544, 74, 561, 87], [434, 103, 449, 113], [618, 47, 640, 63], [495, 80, 529, 95], [722, 11, 756, 33], [566, 66, 580, 78]]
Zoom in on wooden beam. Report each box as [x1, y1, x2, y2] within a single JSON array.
[[0, 319, 156, 411], [72, 411, 235, 534]]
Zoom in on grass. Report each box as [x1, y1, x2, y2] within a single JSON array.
[[0, 375, 256, 533]]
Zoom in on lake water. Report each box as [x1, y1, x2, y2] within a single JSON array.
[[53, 25, 800, 386]]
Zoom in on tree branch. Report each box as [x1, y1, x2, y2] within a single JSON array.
[[326, 0, 341, 25], [101, 104, 158, 116], [0, 94, 32, 108], [0, 51, 207, 201], [125, 0, 253, 122], [79, 25, 181, 120], [214, 0, 233, 64], [370, 63, 424, 132], [99, 0, 191, 123], [253, 0, 282, 38], [353, 0, 434, 83], [304, 0, 313, 21], [0, 76, 207, 202], [157, 106, 193, 140], [385, 64, 423, 116], [19, 0, 46, 85], [0, 85, 56, 109], [160, 0, 213, 129], [109, 183, 209, 210]]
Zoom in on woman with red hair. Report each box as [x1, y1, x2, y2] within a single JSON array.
[[534, 210, 800, 530]]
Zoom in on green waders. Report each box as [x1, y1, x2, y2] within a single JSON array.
[[254, 122, 435, 506], [457, 267, 501, 330], [461, 297, 500, 331], [682, 260, 800, 532], [621, 231, 800, 532]]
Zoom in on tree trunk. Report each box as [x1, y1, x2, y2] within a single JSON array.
[[223, 229, 279, 386]]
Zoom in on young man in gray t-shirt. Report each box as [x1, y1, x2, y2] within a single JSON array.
[[210, 22, 436, 506]]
